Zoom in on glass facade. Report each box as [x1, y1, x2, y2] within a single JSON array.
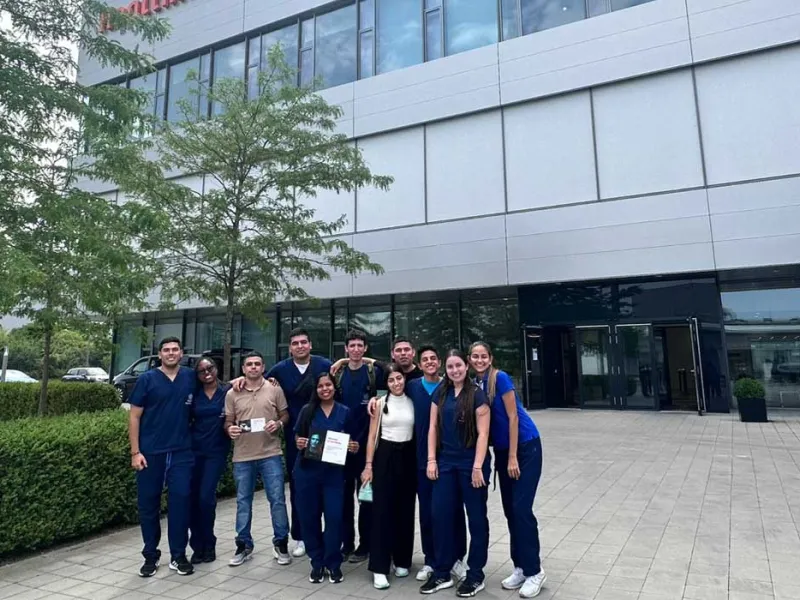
[[114, 0, 656, 114]]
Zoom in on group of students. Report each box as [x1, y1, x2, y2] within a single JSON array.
[[127, 329, 546, 598]]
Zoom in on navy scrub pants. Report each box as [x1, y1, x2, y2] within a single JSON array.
[[342, 448, 371, 554], [417, 470, 467, 569], [431, 466, 490, 584], [294, 464, 345, 572], [137, 449, 194, 561], [189, 452, 228, 554], [284, 429, 303, 542], [495, 437, 543, 577]]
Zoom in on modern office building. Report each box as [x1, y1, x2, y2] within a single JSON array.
[[78, 0, 800, 413]]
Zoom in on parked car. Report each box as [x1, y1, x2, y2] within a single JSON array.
[[112, 348, 252, 401], [62, 367, 110, 383], [1, 369, 38, 383]]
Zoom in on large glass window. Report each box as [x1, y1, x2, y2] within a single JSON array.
[[424, 0, 443, 61], [394, 294, 459, 355], [723, 287, 800, 409], [167, 55, 209, 122], [195, 312, 241, 352], [350, 305, 391, 361], [115, 321, 144, 376], [261, 23, 299, 92], [462, 289, 521, 388], [501, 0, 521, 40], [129, 69, 166, 135], [359, 0, 375, 78], [521, 0, 586, 35], [376, 0, 423, 74], [315, 4, 358, 89], [443, 0, 498, 56], [292, 307, 333, 358], [212, 42, 245, 114], [242, 316, 277, 369]]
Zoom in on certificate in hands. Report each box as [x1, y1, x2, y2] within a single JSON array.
[[305, 429, 350, 466]]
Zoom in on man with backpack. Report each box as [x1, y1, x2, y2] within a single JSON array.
[[336, 329, 385, 563]]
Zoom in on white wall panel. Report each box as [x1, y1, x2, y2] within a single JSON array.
[[504, 91, 597, 211], [696, 45, 800, 185], [593, 70, 704, 198], [426, 111, 505, 222], [318, 85, 355, 138], [708, 176, 800, 215], [499, 0, 691, 105], [302, 187, 356, 235], [357, 128, 425, 231], [688, 0, 800, 63]]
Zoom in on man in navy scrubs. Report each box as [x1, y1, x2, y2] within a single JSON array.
[[264, 328, 333, 558], [336, 329, 384, 564], [128, 337, 195, 577]]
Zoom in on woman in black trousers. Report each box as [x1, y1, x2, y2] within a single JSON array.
[[362, 363, 417, 590]]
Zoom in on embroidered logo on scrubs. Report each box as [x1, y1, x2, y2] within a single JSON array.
[[185, 393, 193, 406]]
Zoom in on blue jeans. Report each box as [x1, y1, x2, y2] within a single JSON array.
[[233, 456, 290, 547]]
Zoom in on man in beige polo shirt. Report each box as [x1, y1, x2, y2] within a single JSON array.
[[225, 351, 291, 567]]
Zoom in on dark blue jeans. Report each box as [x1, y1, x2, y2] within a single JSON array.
[[233, 456, 290, 548], [495, 437, 543, 576], [431, 467, 490, 584], [137, 449, 194, 561], [189, 453, 228, 553]]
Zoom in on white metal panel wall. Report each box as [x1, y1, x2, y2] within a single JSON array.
[[503, 91, 597, 211], [695, 44, 800, 185], [593, 70, 704, 198], [357, 127, 425, 231], [425, 111, 505, 222]]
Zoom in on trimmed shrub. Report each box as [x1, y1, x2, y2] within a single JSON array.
[[734, 377, 766, 400], [0, 382, 119, 421]]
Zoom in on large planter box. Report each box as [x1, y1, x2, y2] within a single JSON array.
[[737, 396, 767, 423]]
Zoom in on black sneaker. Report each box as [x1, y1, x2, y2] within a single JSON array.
[[169, 555, 194, 576], [456, 580, 485, 597], [329, 568, 344, 583], [204, 548, 216, 563], [190, 550, 205, 565], [341, 546, 354, 562], [420, 577, 454, 594], [138, 555, 160, 577], [349, 546, 368, 563], [309, 567, 325, 583]]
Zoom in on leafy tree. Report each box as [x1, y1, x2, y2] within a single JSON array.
[[115, 49, 392, 381], [0, 1, 170, 413]]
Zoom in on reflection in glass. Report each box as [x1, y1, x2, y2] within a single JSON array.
[[196, 316, 241, 353], [315, 4, 357, 88], [350, 309, 391, 361], [612, 0, 652, 10], [377, 0, 423, 74], [444, 0, 498, 55], [521, 0, 586, 35], [425, 9, 442, 61], [262, 24, 299, 84], [577, 327, 611, 407], [115, 322, 144, 375], [395, 301, 459, 358], [292, 308, 333, 358], [168, 58, 201, 122], [360, 30, 374, 78], [212, 43, 246, 114], [300, 48, 314, 87], [617, 325, 656, 409], [242, 317, 277, 370], [462, 295, 522, 389], [501, 0, 521, 40], [587, 0, 610, 17]]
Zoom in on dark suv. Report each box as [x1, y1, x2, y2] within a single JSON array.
[[113, 348, 251, 402]]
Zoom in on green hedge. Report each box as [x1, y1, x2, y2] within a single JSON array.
[[0, 382, 119, 421], [0, 410, 240, 557]]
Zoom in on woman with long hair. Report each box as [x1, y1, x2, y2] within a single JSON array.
[[361, 363, 416, 589], [468, 342, 545, 598], [293, 373, 359, 584], [188, 358, 230, 564], [423, 350, 491, 598]]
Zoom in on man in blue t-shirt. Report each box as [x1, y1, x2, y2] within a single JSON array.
[[261, 328, 332, 558], [128, 337, 196, 578], [335, 329, 385, 563]]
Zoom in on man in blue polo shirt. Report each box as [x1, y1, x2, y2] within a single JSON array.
[[264, 328, 332, 558], [128, 337, 196, 578]]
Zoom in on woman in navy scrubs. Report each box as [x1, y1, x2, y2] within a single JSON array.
[[294, 373, 359, 584], [424, 350, 491, 598], [469, 342, 545, 599], [188, 358, 231, 564]]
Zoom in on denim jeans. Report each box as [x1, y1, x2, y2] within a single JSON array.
[[233, 456, 289, 548]]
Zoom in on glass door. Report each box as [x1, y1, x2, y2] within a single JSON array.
[[576, 326, 613, 408], [523, 326, 544, 408], [615, 324, 658, 410]]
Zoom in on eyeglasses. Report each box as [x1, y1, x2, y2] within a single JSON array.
[[197, 366, 216, 375]]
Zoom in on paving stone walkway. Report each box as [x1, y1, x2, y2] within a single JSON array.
[[2, 410, 800, 600]]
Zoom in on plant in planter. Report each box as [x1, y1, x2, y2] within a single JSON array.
[[734, 377, 767, 423]]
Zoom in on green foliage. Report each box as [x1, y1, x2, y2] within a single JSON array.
[[112, 47, 392, 380], [734, 377, 766, 400], [0, 381, 119, 421]]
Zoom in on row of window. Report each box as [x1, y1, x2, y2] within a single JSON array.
[[121, 0, 653, 123]]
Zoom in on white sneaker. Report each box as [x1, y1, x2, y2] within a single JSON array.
[[451, 559, 467, 582], [373, 573, 390, 589], [501, 567, 526, 590], [394, 566, 409, 578], [519, 572, 546, 598], [292, 541, 306, 558], [416, 565, 434, 581]]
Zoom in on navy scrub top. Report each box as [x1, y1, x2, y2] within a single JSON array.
[[293, 401, 352, 477], [478, 370, 540, 451], [191, 384, 232, 457], [433, 385, 490, 473], [129, 366, 195, 455]]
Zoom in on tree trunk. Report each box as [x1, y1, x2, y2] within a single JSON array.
[[223, 297, 234, 383], [38, 326, 52, 416]]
